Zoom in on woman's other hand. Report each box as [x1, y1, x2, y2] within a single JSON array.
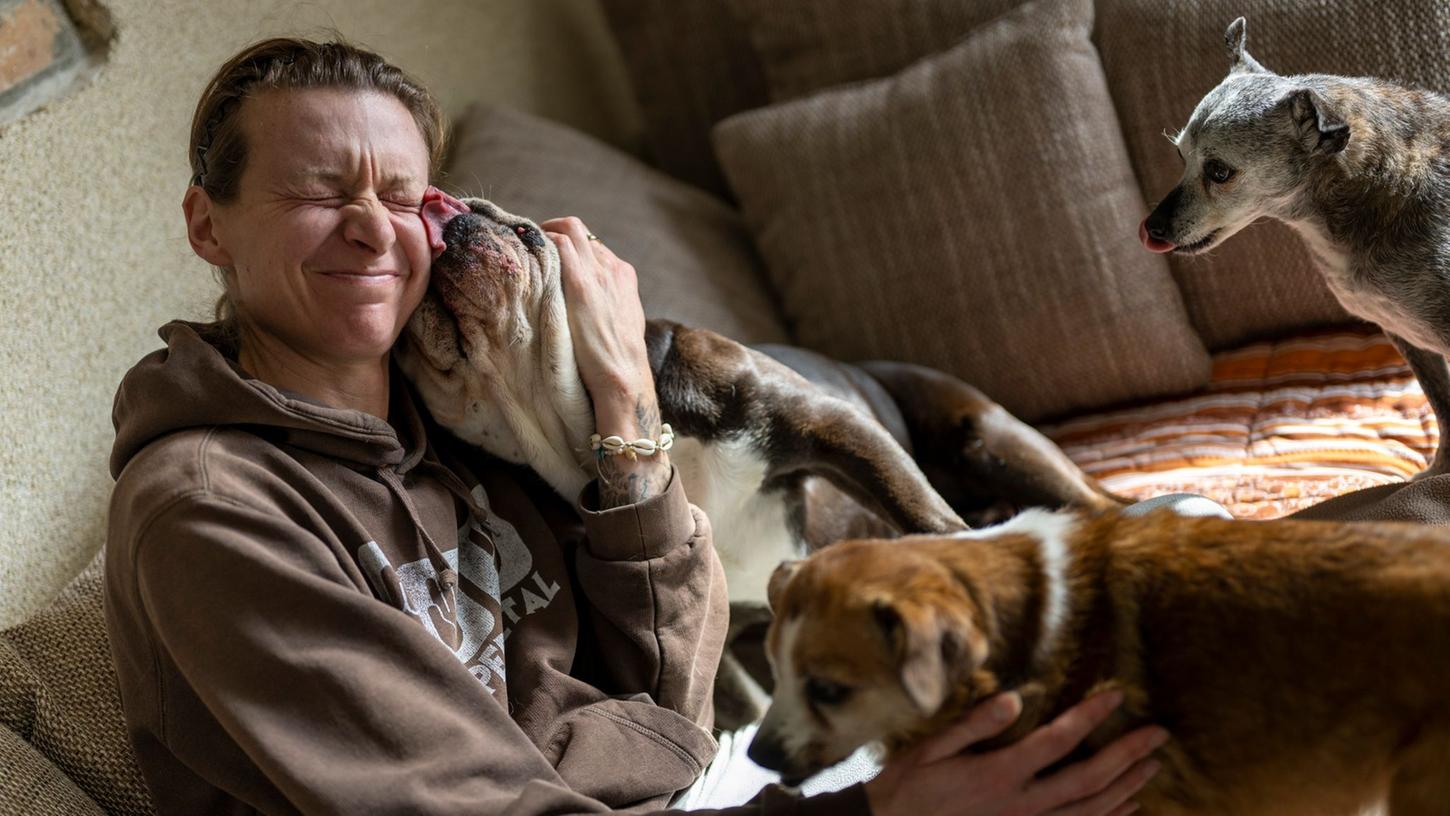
[[865, 691, 1167, 816]]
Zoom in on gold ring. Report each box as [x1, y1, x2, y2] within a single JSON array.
[[586, 233, 600, 242]]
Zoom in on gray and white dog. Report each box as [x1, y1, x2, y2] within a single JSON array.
[[1141, 17, 1450, 476]]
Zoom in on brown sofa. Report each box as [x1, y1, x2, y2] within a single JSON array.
[[7, 1, 1450, 811]]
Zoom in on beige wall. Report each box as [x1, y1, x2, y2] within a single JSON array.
[[0, 0, 641, 627]]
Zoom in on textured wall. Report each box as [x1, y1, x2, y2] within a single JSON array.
[[0, 0, 641, 627]]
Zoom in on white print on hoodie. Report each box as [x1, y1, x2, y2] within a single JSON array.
[[357, 490, 560, 696]]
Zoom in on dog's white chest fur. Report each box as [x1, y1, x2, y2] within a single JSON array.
[[671, 435, 800, 605]]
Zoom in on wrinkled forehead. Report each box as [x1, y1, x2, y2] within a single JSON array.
[[241, 88, 430, 190], [1179, 73, 1286, 153]]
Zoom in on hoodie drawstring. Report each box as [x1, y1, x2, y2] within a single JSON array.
[[376, 466, 459, 594]]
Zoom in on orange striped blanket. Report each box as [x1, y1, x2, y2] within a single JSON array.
[[1041, 328, 1440, 520]]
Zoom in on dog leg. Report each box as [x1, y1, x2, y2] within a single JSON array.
[[766, 400, 967, 536], [859, 360, 1130, 520], [1388, 335, 1450, 477]]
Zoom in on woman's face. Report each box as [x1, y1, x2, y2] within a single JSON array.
[[207, 88, 432, 365]]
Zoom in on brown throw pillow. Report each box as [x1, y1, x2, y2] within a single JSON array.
[[0, 554, 154, 816], [597, 0, 771, 198], [1093, 0, 1450, 347], [726, 0, 1025, 102], [713, 0, 1210, 422], [443, 105, 790, 345]]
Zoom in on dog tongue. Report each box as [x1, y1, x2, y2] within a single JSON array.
[[421, 186, 471, 258], [1139, 217, 1176, 254]]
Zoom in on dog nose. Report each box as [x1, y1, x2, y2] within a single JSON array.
[[422, 187, 473, 258], [1144, 210, 1171, 242], [441, 212, 484, 253], [1144, 186, 1184, 241], [1140, 187, 1183, 253], [746, 733, 789, 771]]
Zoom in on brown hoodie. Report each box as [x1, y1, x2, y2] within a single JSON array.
[[104, 322, 869, 816]]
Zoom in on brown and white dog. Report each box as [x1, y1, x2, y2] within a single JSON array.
[[399, 195, 1125, 605], [753, 509, 1450, 815]]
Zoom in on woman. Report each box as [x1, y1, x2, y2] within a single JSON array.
[[103, 38, 1166, 816]]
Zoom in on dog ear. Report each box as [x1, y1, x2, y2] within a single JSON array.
[[1223, 17, 1269, 75], [767, 560, 802, 615], [1288, 89, 1350, 155], [873, 599, 987, 715]]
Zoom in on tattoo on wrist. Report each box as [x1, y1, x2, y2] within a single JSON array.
[[597, 455, 670, 507], [595, 396, 669, 507], [635, 397, 661, 438]]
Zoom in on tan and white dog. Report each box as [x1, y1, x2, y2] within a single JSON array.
[[399, 194, 1125, 605], [753, 509, 1450, 815]]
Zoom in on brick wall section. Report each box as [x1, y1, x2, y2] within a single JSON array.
[[0, 0, 62, 93], [0, 0, 87, 123]]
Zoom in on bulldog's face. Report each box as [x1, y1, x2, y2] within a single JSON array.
[[401, 197, 557, 377], [394, 194, 591, 475]]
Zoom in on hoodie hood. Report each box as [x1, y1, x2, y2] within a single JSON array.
[[110, 321, 429, 479]]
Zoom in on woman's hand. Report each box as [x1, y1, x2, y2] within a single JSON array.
[[542, 217, 670, 507], [864, 691, 1167, 816]]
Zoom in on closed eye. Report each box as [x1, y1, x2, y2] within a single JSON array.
[[297, 195, 422, 213]]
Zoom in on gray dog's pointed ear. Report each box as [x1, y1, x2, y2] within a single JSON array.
[[1288, 88, 1350, 155], [1224, 17, 1268, 74]]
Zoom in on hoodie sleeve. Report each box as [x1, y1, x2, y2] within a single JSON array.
[[123, 492, 863, 816], [574, 468, 731, 731]]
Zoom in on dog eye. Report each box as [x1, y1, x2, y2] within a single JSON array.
[[805, 677, 853, 706], [1205, 160, 1236, 184]]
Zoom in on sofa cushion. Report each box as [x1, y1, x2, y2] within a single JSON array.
[[597, 0, 770, 198], [1043, 328, 1436, 519], [0, 553, 154, 815], [712, 0, 1210, 422], [0, 724, 106, 815], [726, 0, 1024, 102], [1291, 475, 1450, 522], [1093, 0, 1450, 348], [443, 104, 790, 346]]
